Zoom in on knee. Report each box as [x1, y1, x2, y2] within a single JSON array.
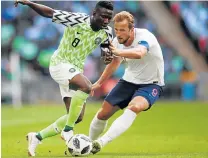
[[128, 102, 148, 114], [79, 83, 92, 94], [97, 110, 110, 120]]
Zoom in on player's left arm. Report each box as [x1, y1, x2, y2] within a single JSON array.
[[109, 42, 148, 59], [14, 0, 54, 18]]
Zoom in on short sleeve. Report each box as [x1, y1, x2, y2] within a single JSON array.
[[137, 30, 156, 52], [138, 41, 150, 51], [101, 26, 113, 46], [52, 10, 89, 27]]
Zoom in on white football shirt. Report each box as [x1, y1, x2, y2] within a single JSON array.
[[113, 28, 165, 86]]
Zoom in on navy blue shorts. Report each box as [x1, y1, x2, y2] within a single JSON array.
[[105, 79, 163, 110]]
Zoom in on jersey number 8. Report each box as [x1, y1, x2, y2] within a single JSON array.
[[72, 38, 80, 47]]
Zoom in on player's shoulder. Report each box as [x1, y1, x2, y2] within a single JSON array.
[[135, 28, 155, 37], [135, 28, 158, 44]]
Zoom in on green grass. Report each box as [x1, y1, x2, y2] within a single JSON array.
[[2, 101, 208, 158]]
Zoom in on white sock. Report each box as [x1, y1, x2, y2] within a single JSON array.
[[89, 114, 108, 140], [98, 109, 137, 146]]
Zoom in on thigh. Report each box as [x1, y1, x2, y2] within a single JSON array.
[[132, 84, 162, 111], [105, 79, 137, 109]]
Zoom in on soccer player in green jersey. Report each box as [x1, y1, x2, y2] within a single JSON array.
[[15, 0, 114, 156]]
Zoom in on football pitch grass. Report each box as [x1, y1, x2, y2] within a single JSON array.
[[2, 101, 208, 158]]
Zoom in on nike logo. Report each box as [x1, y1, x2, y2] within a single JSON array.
[[77, 32, 82, 34]]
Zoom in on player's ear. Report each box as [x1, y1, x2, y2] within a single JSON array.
[[131, 26, 134, 32], [130, 26, 134, 33], [92, 10, 96, 16]]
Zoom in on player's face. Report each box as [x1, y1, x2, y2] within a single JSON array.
[[93, 8, 113, 29], [114, 20, 133, 44]]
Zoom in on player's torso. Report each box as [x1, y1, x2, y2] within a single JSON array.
[[51, 23, 108, 70], [118, 28, 164, 85]]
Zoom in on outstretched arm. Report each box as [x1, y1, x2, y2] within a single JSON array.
[[14, 0, 54, 18]]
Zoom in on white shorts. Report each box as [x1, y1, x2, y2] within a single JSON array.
[[49, 63, 81, 99]]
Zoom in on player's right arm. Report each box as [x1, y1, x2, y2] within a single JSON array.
[[92, 38, 123, 94], [14, 0, 54, 18]]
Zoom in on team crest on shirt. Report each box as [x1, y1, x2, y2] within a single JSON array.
[[95, 37, 102, 45], [69, 68, 76, 73], [152, 89, 158, 97]]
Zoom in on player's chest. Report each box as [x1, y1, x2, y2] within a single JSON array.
[[67, 26, 106, 47]]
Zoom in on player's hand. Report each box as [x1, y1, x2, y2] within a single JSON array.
[[109, 42, 120, 56], [14, 0, 30, 7], [100, 45, 113, 65], [103, 50, 113, 64], [90, 82, 101, 96]]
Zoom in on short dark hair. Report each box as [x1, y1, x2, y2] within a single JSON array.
[[95, 1, 114, 10]]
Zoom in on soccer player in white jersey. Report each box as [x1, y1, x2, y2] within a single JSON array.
[[89, 11, 165, 154], [15, 0, 114, 156]]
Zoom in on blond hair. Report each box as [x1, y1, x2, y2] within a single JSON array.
[[113, 11, 134, 29]]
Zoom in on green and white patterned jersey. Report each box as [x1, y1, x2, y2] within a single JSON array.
[[50, 10, 113, 72]]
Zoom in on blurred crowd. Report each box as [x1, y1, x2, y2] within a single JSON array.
[[1, 1, 208, 103], [164, 1, 208, 61]]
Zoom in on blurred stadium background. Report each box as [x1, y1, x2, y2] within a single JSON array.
[[1, 1, 208, 157], [1, 1, 208, 105]]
